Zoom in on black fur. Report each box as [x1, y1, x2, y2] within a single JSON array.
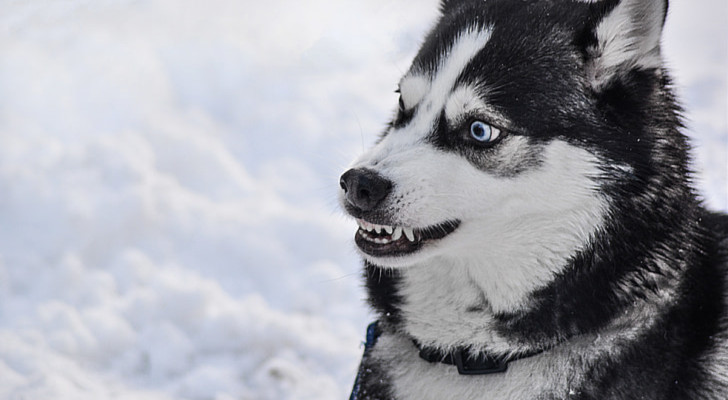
[[364, 261, 404, 327]]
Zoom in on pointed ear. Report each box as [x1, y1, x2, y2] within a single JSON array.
[[587, 0, 668, 89]]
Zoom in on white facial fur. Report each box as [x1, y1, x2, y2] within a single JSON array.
[[443, 85, 510, 129], [398, 141, 607, 338], [353, 130, 608, 346], [347, 28, 493, 267], [346, 25, 608, 344], [398, 75, 429, 111]]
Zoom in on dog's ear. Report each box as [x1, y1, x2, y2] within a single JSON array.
[[585, 0, 668, 90]]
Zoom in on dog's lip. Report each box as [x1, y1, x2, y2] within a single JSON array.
[[353, 218, 461, 257]]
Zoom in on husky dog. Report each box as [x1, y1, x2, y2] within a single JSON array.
[[339, 0, 728, 399]]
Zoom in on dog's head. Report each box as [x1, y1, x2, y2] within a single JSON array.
[[340, 0, 674, 280]]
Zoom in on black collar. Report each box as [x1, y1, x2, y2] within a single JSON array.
[[351, 323, 549, 400], [413, 339, 545, 376]]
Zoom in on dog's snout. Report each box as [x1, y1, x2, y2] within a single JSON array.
[[340, 168, 392, 212]]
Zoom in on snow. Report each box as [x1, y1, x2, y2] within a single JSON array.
[[0, 0, 724, 399]]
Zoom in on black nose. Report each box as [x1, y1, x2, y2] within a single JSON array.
[[340, 168, 393, 212]]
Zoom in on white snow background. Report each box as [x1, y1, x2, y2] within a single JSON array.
[[0, 0, 725, 399]]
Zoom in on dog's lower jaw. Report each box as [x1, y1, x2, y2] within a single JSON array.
[[357, 229, 464, 270], [354, 220, 461, 260]]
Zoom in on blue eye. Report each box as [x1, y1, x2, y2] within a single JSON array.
[[470, 121, 500, 143]]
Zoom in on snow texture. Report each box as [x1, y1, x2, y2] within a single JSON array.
[[0, 0, 724, 399]]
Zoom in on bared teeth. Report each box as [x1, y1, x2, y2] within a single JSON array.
[[392, 227, 402, 241], [356, 219, 417, 243], [356, 219, 374, 232], [403, 228, 415, 242]]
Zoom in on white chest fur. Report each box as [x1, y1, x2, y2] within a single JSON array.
[[398, 260, 514, 353]]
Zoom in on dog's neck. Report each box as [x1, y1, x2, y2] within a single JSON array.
[[396, 259, 516, 354], [395, 252, 588, 355], [366, 198, 704, 357], [391, 182, 607, 347]]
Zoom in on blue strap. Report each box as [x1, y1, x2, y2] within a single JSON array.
[[349, 321, 380, 400]]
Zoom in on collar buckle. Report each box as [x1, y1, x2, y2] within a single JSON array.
[[452, 349, 508, 375], [416, 340, 509, 375]]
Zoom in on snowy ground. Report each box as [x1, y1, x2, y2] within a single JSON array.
[[0, 0, 725, 399]]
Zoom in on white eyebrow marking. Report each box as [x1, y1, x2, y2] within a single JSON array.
[[398, 75, 430, 111], [444, 85, 511, 130], [429, 26, 493, 106], [444, 85, 482, 123], [409, 26, 494, 133]]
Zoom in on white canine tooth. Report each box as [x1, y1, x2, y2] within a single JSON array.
[[374, 224, 382, 234], [365, 222, 374, 232], [384, 226, 393, 234], [392, 227, 402, 241], [404, 227, 415, 242]]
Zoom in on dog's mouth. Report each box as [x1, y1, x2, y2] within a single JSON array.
[[354, 218, 460, 257]]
